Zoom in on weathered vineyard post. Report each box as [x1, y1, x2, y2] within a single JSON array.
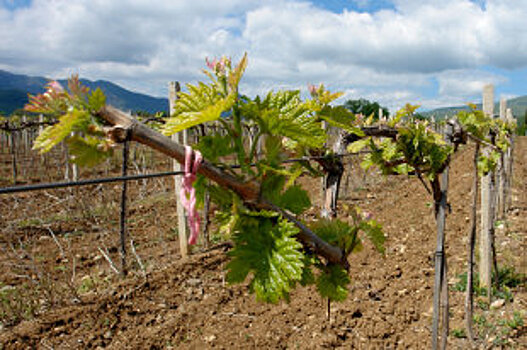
[[431, 122, 452, 350], [169, 81, 188, 259], [505, 108, 514, 212], [63, 141, 69, 180], [320, 126, 346, 219], [9, 128, 17, 184], [496, 98, 507, 219], [479, 84, 494, 297], [22, 116, 28, 178], [119, 134, 130, 276], [71, 135, 78, 181]]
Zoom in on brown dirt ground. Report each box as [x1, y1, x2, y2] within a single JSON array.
[[0, 137, 525, 349]]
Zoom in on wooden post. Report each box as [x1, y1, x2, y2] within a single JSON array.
[[10, 129, 17, 184], [69, 131, 78, 182], [64, 141, 70, 181], [38, 114, 45, 168], [505, 108, 514, 211], [21, 116, 27, 179], [319, 123, 345, 219], [22, 116, 28, 153], [378, 107, 385, 122], [169, 81, 188, 259], [119, 136, 130, 276], [72, 147, 78, 181], [479, 84, 494, 292], [320, 120, 328, 216], [496, 98, 507, 219]]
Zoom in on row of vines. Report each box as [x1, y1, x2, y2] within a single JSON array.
[[4, 54, 518, 349]]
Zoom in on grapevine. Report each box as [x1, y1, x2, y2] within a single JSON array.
[[25, 55, 384, 303]]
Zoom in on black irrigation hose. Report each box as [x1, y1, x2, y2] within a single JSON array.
[[0, 151, 371, 195], [0, 170, 186, 194]]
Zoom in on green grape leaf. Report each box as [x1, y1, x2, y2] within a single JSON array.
[[261, 173, 286, 204], [284, 164, 304, 188], [316, 264, 350, 302], [217, 210, 240, 238], [457, 107, 491, 140], [264, 135, 285, 167], [88, 88, 106, 111], [395, 121, 451, 179], [310, 219, 360, 255], [300, 255, 317, 286], [195, 134, 234, 163], [478, 151, 500, 176], [33, 108, 91, 153], [319, 105, 364, 135], [163, 95, 235, 135], [259, 91, 326, 149], [260, 172, 311, 215], [226, 215, 304, 303], [359, 220, 385, 254], [67, 135, 112, 167], [300, 267, 316, 286], [390, 103, 421, 126], [347, 137, 371, 153], [394, 163, 412, 175], [360, 153, 375, 171], [192, 174, 207, 209], [208, 184, 236, 211], [351, 239, 364, 253], [162, 82, 236, 135], [276, 185, 311, 215]]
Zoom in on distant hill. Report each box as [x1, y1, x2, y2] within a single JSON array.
[[0, 70, 169, 115], [422, 95, 527, 119], [0, 89, 30, 115]]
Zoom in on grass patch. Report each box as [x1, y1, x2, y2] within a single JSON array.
[[452, 265, 525, 304]]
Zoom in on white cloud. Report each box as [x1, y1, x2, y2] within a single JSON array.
[[243, 0, 506, 74], [0, 0, 525, 109], [436, 69, 507, 99]]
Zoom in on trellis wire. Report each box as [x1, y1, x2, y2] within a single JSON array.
[[0, 151, 369, 195], [0, 170, 186, 194]]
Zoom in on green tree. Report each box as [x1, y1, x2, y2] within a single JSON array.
[[518, 110, 527, 136], [343, 98, 389, 121]]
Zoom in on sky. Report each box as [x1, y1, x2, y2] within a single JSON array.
[[1, 0, 526, 112]]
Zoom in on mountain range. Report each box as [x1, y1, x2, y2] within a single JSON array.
[[1, 69, 525, 120], [422, 95, 527, 119], [0, 70, 168, 115]]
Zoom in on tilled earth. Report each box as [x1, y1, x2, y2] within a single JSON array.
[[0, 138, 525, 349]]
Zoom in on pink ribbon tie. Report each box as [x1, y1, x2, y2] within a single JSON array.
[[180, 145, 203, 245]]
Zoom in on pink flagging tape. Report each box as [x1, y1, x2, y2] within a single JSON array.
[[180, 145, 203, 245]]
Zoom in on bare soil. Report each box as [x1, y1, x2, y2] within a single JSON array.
[[0, 137, 525, 349]]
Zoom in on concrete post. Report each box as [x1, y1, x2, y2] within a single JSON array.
[[479, 84, 494, 291]]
